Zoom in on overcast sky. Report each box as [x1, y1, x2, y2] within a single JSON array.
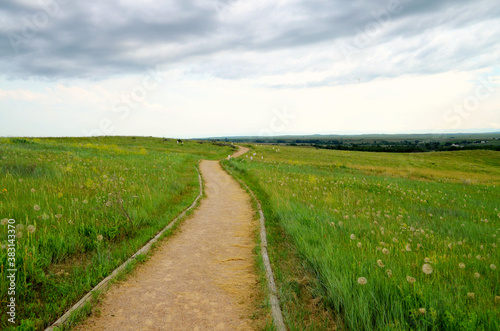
[[1, 0, 499, 138]]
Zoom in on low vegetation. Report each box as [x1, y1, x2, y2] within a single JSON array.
[[225, 145, 499, 330], [0, 136, 233, 330]]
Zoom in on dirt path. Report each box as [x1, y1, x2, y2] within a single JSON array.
[[230, 146, 249, 158], [76, 147, 261, 330]]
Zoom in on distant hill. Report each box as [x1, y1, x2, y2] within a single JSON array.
[[199, 132, 500, 153]]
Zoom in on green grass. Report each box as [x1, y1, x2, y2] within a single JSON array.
[[225, 145, 500, 330], [0, 136, 233, 330]]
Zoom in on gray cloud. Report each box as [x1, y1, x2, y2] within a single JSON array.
[[0, 0, 499, 84]]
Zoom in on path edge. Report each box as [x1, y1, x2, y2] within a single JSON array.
[[220, 159, 287, 331], [45, 163, 204, 331]]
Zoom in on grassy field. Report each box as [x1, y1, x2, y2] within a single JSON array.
[[225, 146, 500, 330], [0, 136, 233, 330]]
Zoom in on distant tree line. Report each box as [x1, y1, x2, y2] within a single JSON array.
[[205, 134, 500, 153], [312, 143, 500, 153]]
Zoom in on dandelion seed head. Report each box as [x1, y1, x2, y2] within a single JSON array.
[[27, 225, 35, 233], [33, 205, 40, 211], [424, 257, 431, 263], [350, 234, 356, 240], [459, 263, 465, 269], [490, 264, 497, 270], [474, 272, 480, 278], [418, 308, 426, 314], [357, 242, 362, 248], [467, 292, 475, 299], [386, 269, 392, 277], [1, 218, 8, 225], [422, 264, 433, 275], [377, 259, 385, 268], [382, 248, 390, 255], [97, 234, 103, 241], [406, 276, 416, 284], [31, 188, 36, 193], [357, 277, 367, 285]]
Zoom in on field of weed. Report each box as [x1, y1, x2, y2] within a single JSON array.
[[225, 146, 499, 330], [0, 136, 233, 330]]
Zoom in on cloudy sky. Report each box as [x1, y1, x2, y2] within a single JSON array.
[[1, 0, 499, 138]]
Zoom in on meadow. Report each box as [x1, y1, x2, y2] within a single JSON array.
[[0, 136, 233, 330], [225, 146, 499, 330]]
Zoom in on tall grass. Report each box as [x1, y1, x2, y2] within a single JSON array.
[[0, 137, 233, 330], [226, 145, 499, 330]]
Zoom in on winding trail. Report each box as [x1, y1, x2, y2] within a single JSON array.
[[76, 147, 262, 330]]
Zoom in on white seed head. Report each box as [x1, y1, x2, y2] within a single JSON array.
[[422, 264, 433, 275], [357, 277, 367, 285]]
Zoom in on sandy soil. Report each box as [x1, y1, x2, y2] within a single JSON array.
[[75, 148, 260, 330]]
